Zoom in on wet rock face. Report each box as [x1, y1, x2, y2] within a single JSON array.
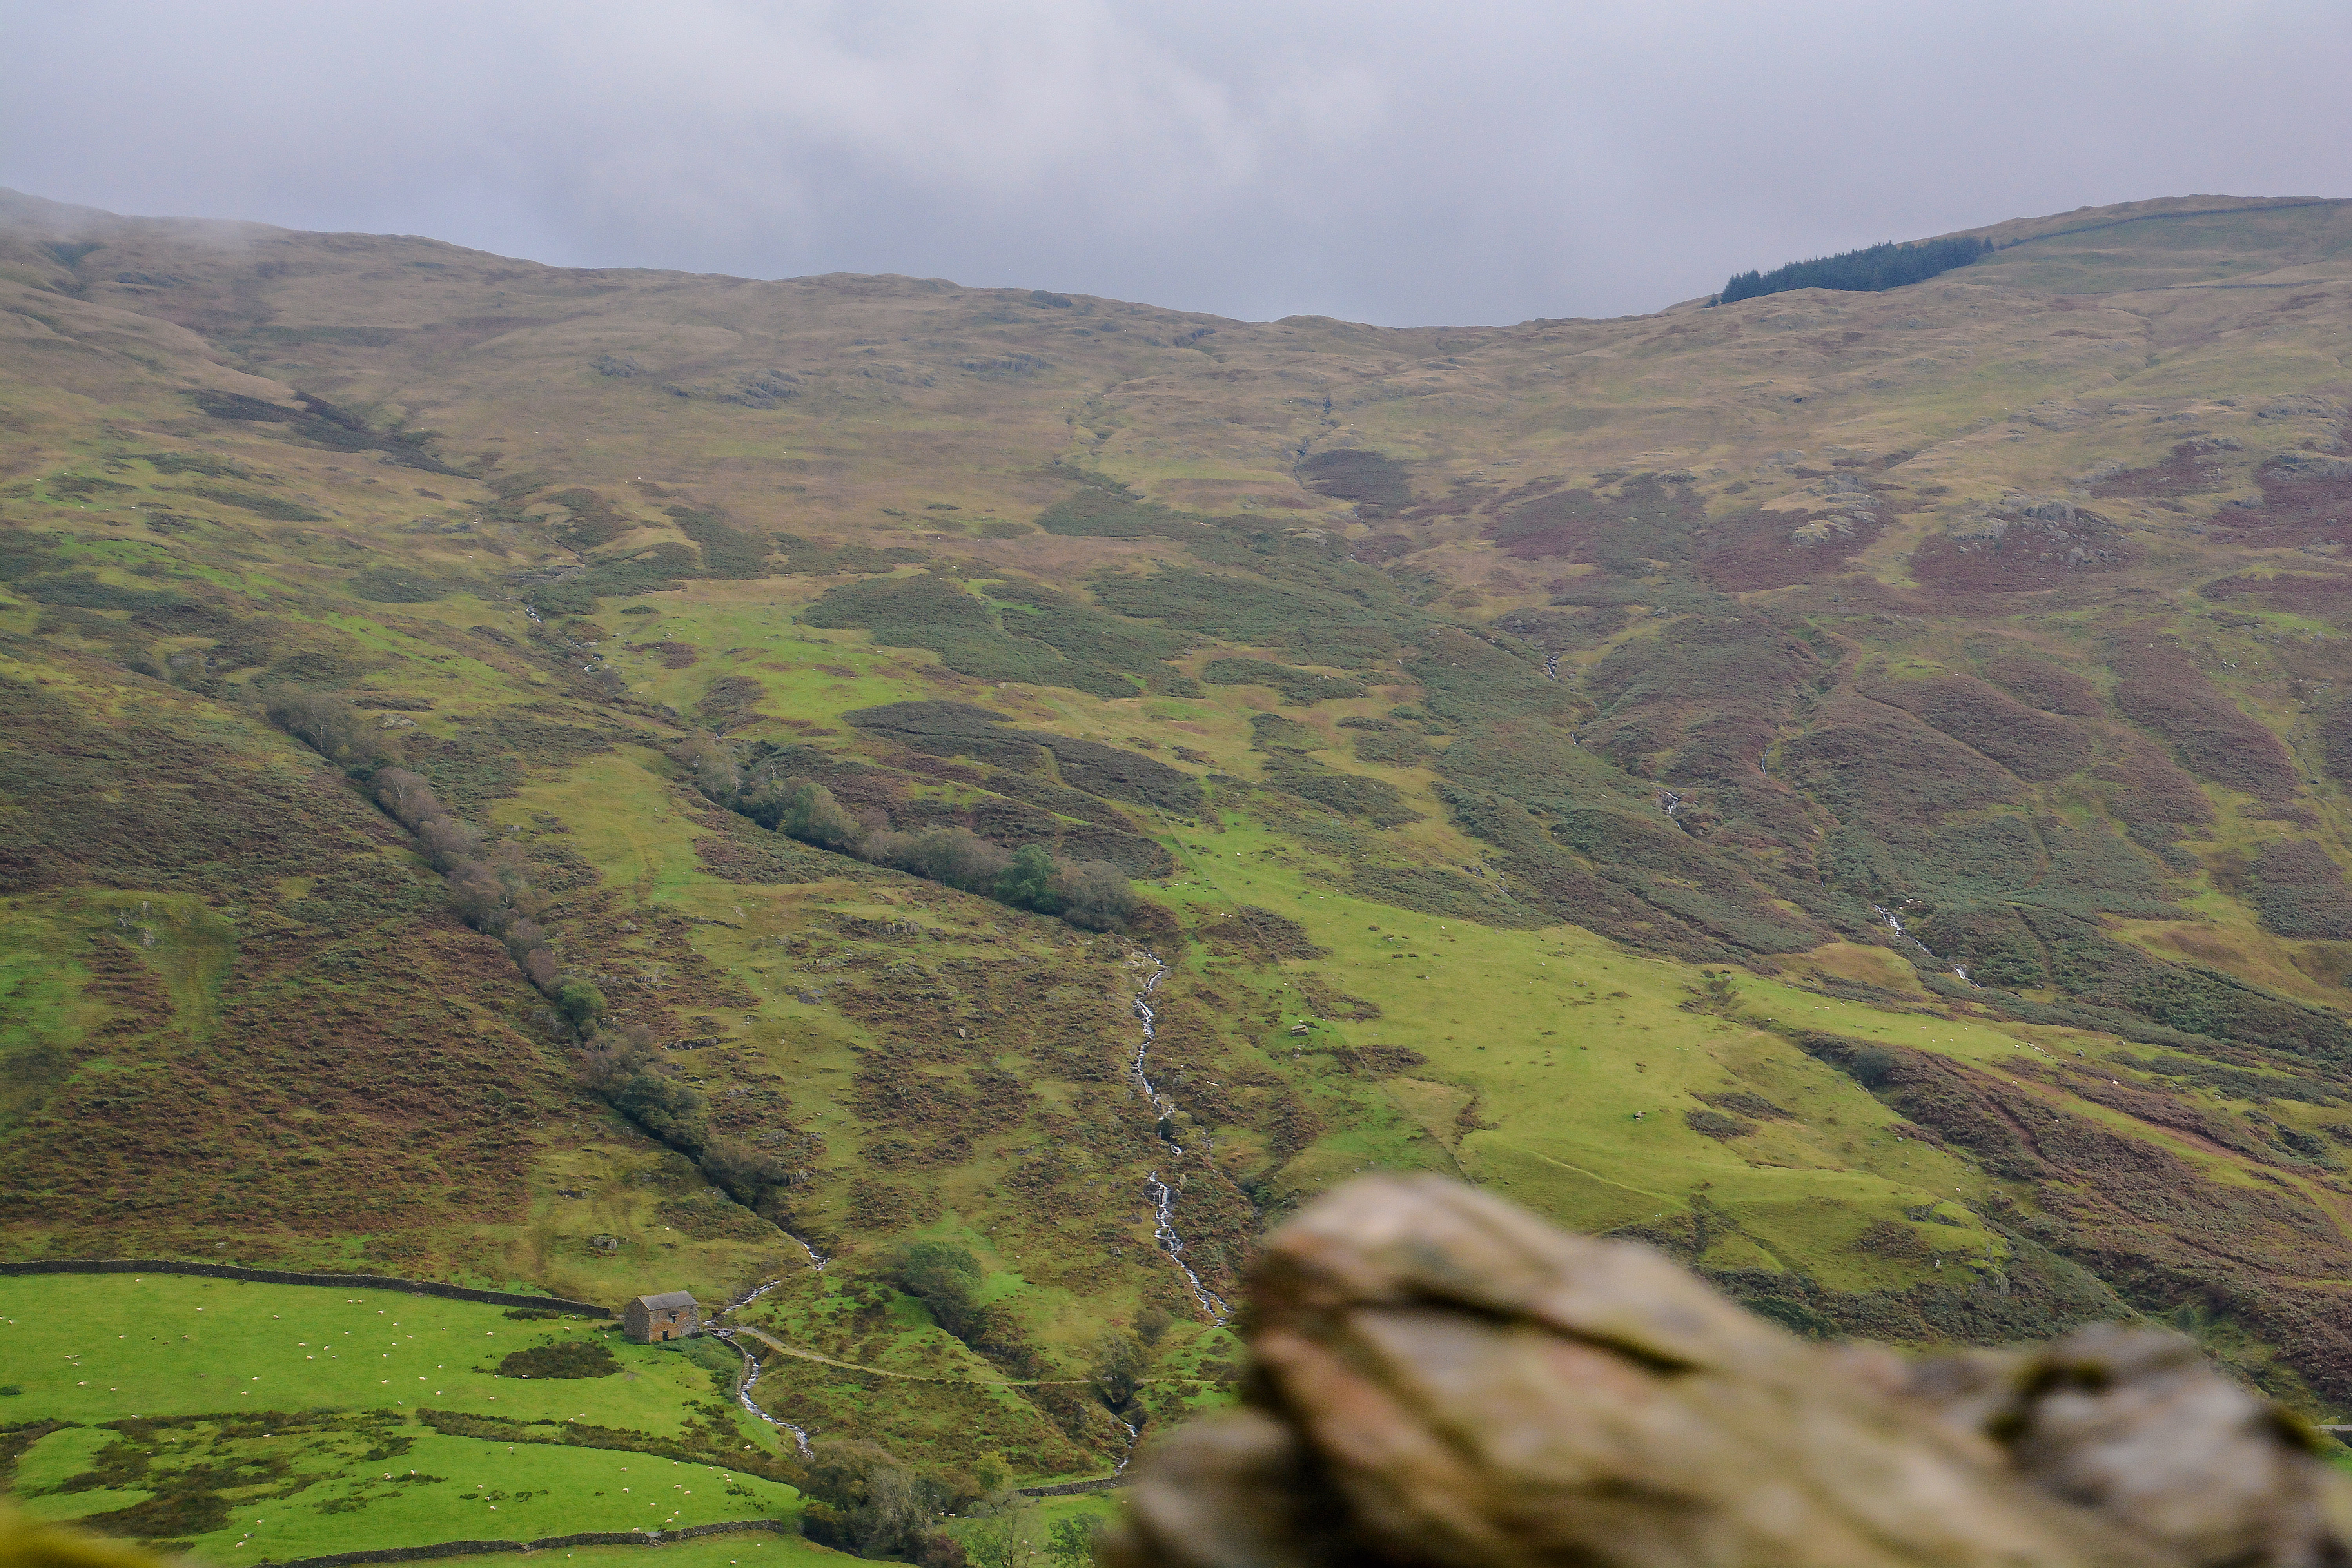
[[1103, 1176, 2352, 1568]]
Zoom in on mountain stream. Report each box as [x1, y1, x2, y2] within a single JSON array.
[[1871, 904, 1976, 986], [1129, 954, 1230, 1323], [708, 952, 1226, 1464]]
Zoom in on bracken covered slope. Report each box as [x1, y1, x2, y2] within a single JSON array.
[[4, 187, 2352, 1479]]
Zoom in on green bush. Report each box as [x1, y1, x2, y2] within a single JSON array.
[[994, 843, 1062, 914], [744, 778, 860, 850], [800, 1439, 947, 1560], [495, 1339, 621, 1379], [892, 1240, 986, 1342]]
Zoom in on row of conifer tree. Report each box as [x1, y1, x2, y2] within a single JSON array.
[[1718, 234, 1994, 304]]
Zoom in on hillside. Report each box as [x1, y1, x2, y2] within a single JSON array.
[[5, 185, 2352, 1530]]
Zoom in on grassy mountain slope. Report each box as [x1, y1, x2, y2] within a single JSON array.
[[6, 187, 2352, 1522]]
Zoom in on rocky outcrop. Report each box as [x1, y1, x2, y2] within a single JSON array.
[[1104, 1176, 2352, 1568]]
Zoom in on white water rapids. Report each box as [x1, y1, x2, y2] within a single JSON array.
[[1129, 953, 1230, 1322], [709, 1328, 813, 1457], [708, 1244, 826, 1455]]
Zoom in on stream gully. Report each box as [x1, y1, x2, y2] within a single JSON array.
[[1129, 953, 1230, 1323], [1872, 904, 1976, 986], [709, 1256, 823, 1456], [705, 954, 1221, 1469], [710, 1328, 813, 1457]]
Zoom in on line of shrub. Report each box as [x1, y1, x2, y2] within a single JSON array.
[[690, 738, 1140, 934], [370, 766, 591, 1014], [261, 686, 604, 1033]]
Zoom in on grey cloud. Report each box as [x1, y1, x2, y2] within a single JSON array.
[[4, 0, 2348, 325]]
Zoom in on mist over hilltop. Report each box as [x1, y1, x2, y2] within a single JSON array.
[[5, 1, 2351, 325]]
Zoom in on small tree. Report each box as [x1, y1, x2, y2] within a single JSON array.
[[417, 816, 485, 873], [964, 1501, 1038, 1568], [372, 767, 443, 828], [993, 844, 1063, 914], [701, 1136, 788, 1206], [1045, 1515, 1104, 1568], [554, 978, 607, 1035], [800, 1439, 934, 1560], [1091, 1330, 1146, 1408], [782, 780, 859, 850], [683, 735, 740, 802], [1056, 860, 1136, 932], [264, 684, 387, 768]]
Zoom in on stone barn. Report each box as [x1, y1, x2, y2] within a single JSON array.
[[623, 1290, 701, 1343]]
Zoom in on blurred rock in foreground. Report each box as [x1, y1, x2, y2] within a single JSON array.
[[1104, 1175, 2352, 1568]]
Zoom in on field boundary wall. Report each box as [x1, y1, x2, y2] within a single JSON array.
[[259, 1519, 789, 1567], [0, 1259, 611, 1317]]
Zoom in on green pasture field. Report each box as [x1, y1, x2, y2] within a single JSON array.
[[0, 1276, 766, 1437], [10, 1426, 802, 1563], [1136, 809, 2009, 1288], [0, 1276, 802, 1564]]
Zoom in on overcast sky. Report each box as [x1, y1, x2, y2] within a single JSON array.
[[5, 1, 2349, 326]]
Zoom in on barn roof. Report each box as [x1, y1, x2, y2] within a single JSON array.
[[634, 1290, 699, 1311]]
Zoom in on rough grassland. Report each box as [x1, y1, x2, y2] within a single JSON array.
[[8, 188, 2352, 1553]]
